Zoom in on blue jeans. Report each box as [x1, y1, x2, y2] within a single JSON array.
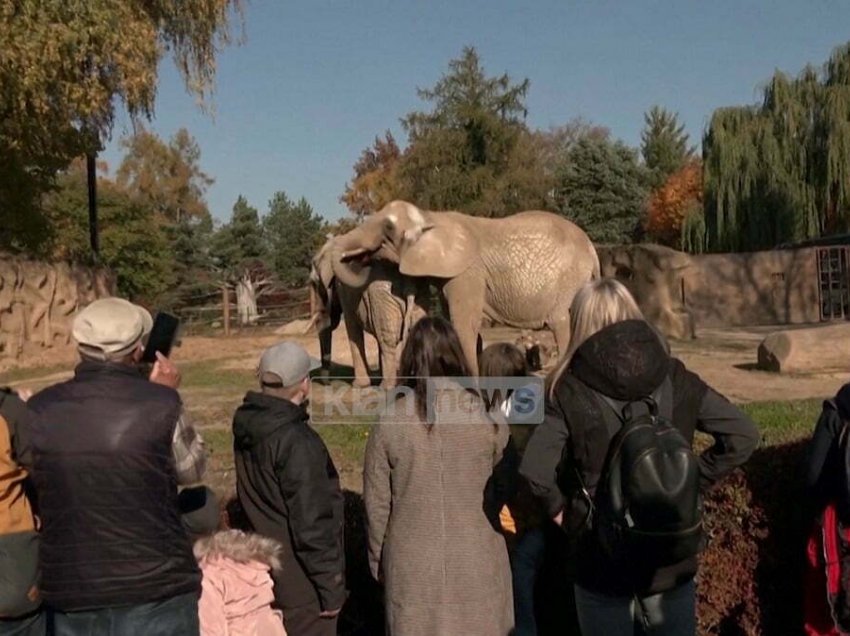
[[511, 528, 546, 636], [50, 592, 199, 636], [574, 579, 696, 636], [0, 610, 46, 636]]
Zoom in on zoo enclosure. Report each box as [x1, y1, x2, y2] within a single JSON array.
[[175, 286, 312, 336]]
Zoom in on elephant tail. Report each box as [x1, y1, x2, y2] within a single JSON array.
[[590, 249, 601, 280]]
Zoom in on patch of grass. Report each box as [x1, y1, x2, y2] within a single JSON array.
[[741, 398, 821, 445], [180, 361, 256, 391], [0, 363, 72, 385], [316, 420, 374, 467]]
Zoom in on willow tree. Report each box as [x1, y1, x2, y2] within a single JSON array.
[[703, 43, 850, 252], [0, 0, 242, 253]]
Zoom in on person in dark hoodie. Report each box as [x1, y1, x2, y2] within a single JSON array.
[[520, 278, 759, 636], [232, 341, 346, 636]]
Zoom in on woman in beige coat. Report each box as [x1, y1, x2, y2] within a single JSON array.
[[364, 317, 515, 636]]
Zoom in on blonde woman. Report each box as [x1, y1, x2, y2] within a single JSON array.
[[520, 278, 759, 636]]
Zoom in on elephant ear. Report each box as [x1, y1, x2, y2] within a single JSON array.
[[398, 218, 478, 278]]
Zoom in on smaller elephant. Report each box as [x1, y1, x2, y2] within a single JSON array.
[[598, 243, 696, 340], [309, 236, 430, 389]]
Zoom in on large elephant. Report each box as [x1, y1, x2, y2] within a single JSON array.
[[329, 200, 600, 372], [309, 236, 430, 388]]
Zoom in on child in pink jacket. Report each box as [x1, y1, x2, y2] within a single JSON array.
[[179, 487, 287, 636], [194, 529, 288, 636]]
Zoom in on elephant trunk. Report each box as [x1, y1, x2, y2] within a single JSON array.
[[330, 225, 384, 288]]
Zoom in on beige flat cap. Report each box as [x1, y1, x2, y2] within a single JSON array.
[[73, 297, 153, 361]]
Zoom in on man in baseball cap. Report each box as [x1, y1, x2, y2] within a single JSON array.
[[23, 296, 207, 632], [233, 341, 346, 636], [257, 341, 322, 391]]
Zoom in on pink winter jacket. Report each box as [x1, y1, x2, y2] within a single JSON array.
[[195, 530, 287, 636]]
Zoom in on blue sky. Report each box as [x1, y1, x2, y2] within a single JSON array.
[[101, 0, 850, 223]]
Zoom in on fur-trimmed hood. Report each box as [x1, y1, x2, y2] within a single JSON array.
[[194, 530, 283, 571]]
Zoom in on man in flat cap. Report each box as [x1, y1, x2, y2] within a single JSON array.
[[24, 297, 206, 634], [233, 341, 346, 636]]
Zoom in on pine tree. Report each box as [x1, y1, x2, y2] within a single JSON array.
[[554, 134, 650, 244], [396, 46, 549, 216], [640, 106, 695, 189], [264, 192, 326, 287]]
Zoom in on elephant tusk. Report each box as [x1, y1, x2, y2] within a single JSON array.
[[302, 314, 320, 334], [340, 247, 370, 262]]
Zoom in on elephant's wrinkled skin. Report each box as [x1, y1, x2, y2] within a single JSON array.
[[597, 243, 696, 340], [329, 200, 600, 372], [309, 236, 429, 388]]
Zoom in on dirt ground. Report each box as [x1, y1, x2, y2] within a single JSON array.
[[4, 322, 845, 404], [203, 323, 847, 403]]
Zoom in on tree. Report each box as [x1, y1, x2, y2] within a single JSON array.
[[702, 43, 850, 251], [645, 159, 703, 248], [116, 127, 214, 222], [640, 106, 695, 189], [165, 215, 216, 307], [211, 196, 269, 324], [41, 160, 174, 302], [0, 0, 242, 252], [264, 192, 326, 287], [396, 46, 550, 216], [326, 217, 359, 236], [340, 132, 403, 219], [554, 134, 650, 244]]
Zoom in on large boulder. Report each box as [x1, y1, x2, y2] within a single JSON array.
[[274, 318, 315, 336], [597, 244, 696, 340], [757, 323, 850, 373]]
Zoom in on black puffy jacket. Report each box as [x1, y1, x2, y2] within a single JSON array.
[[233, 392, 346, 612], [26, 361, 201, 611], [520, 320, 760, 596]]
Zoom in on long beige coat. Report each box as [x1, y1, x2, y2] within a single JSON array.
[[363, 386, 515, 636]]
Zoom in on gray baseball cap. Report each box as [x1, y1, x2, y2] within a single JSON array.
[[258, 342, 321, 388]]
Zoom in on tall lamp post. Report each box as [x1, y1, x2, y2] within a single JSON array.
[[86, 152, 99, 262]]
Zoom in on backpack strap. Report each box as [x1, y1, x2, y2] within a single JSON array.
[[594, 375, 674, 426]]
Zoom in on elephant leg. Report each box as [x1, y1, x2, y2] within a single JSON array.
[[343, 313, 372, 388], [379, 347, 398, 390], [370, 294, 404, 390], [550, 317, 572, 365], [443, 272, 486, 374], [317, 327, 333, 383]]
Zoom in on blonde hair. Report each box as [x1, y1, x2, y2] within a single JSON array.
[[547, 278, 644, 397]]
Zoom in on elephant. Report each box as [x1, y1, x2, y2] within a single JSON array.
[[597, 243, 696, 340], [329, 200, 600, 373], [308, 236, 430, 389]]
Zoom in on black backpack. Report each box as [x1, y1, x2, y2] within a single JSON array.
[[580, 378, 704, 567]]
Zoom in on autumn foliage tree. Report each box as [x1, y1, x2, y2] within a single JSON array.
[[340, 132, 402, 219], [116, 127, 214, 222], [645, 160, 703, 249]]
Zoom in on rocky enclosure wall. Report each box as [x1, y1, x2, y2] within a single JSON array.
[[687, 248, 820, 327], [0, 254, 114, 361], [600, 244, 823, 335]]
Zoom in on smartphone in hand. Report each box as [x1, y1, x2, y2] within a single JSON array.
[[141, 312, 181, 363]]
